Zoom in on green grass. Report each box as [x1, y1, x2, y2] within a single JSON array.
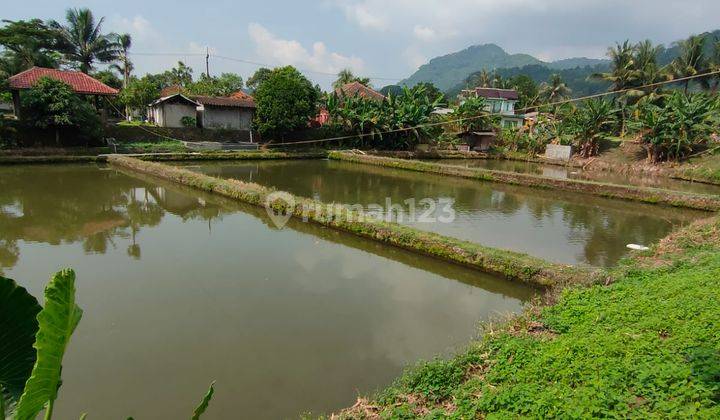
[[678, 152, 720, 185], [116, 140, 188, 153], [338, 217, 720, 419]]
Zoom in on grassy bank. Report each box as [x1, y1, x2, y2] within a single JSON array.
[[329, 151, 720, 212], [334, 215, 720, 418], [107, 155, 595, 287], [676, 152, 720, 186]]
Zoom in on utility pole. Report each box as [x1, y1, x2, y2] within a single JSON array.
[[205, 46, 210, 78]]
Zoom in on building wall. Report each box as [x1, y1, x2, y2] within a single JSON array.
[[201, 107, 254, 130], [152, 103, 197, 128]]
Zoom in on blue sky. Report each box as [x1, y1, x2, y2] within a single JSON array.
[[5, 1, 720, 88]]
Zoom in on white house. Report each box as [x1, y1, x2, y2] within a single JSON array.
[[459, 87, 524, 128], [148, 94, 200, 128], [194, 92, 255, 130]]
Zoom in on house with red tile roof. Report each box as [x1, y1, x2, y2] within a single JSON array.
[[8, 67, 119, 118], [335, 81, 386, 101]]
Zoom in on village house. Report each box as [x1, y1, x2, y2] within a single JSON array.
[[195, 92, 255, 130], [148, 94, 200, 128], [148, 91, 255, 130], [459, 87, 524, 128], [8, 67, 119, 119]]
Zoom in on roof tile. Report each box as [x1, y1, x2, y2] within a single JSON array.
[[8, 67, 119, 95]]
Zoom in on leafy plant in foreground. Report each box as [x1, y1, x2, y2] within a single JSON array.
[[0, 270, 215, 419]]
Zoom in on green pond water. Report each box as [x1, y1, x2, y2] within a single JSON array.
[[177, 159, 707, 267], [0, 164, 533, 419], [431, 158, 720, 196]]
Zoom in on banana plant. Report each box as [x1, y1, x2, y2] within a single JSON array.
[[0, 271, 215, 420]]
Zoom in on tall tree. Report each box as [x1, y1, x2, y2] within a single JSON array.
[[254, 66, 318, 139], [539, 74, 572, 103], [161, 61, 193, 87], [0, 19, 61, 69], [110, 33, 132, 88], [333, 69, 370, 90], [246, 67, 272, 92], [49, 8, 119, 73], [669, 35, 708, 93], [592, 41, 636, 93]]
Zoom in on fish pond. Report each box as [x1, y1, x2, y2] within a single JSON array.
[[430, 158, 720, 196], [0, 164, 533, 419], [177, 159, 707, 267]]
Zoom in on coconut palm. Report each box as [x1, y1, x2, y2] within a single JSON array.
[[110, 33, 132, 88], [539, 74, 572, 103], [333, 69, 370, 90], [669, 35, 708, 94], [50, 8, 119, 73], [592, 41, 636, 93]]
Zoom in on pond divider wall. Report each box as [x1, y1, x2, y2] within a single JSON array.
[[329, 151, 720, 212], [107, 155, 597, 287]]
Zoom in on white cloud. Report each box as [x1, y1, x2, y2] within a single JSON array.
[[402, 47, 428, 70], [247, 23, 365, 75], [337, 1, 388, 30], [413, 25, 436, 42]]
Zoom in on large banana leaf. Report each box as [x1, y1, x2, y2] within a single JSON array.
[[0, 276, 41, 418], [14, 269, 83, 420]]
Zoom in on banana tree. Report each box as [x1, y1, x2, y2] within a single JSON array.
[[1, 271, 215, 419]]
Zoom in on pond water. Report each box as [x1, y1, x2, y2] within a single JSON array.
[[431, 158, 720, 196], [0, 164, 533, 419], [177, 159, 706, 267]]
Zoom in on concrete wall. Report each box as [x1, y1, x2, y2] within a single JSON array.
[[152, 103, 197, 128], [201, 107, 253, 130]]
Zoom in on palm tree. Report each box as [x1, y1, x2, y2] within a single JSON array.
[[706, 39, 720, 94], [333, 69, 370, 90], [539, 74, 572, 103], [669, 35, 708, 94], [592, 41, 636, 92], [110, 33, 133, 119], [50, 8, 119, 73], [110, 33, 132, 88]]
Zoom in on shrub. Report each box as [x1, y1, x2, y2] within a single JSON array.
[[631, 92, 719, 163], [181, 116, 196, 128], [564, 99, 618, 158], [21, 77, 102, 145]]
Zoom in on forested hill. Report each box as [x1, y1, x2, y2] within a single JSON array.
[[401, 29, 720, 96], [400, 43, 608, 91]]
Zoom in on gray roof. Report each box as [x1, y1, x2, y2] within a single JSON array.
[[149, 93, 201, 107]]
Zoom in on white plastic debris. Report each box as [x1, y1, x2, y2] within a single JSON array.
[[626, 244, 650, 251]]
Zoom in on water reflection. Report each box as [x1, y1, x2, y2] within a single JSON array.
[[0, 165, 227, 273], [0, 164, 534, 419], [178, 159, 705, 267]]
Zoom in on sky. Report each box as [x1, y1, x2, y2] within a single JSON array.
[[5, 1, 720, 89]]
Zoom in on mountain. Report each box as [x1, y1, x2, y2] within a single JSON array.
[[546, 57, 610, 70], [401, 44, 544, 91], [401, 29, 719, 95]]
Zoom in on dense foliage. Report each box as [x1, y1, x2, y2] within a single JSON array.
[[326, 84, 442, 149], [20, 77, 102, 144], [631, 92, 720, 162], [254, 66, 318, 139]]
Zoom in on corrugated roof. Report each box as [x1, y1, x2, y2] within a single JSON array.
[[149, 93, 200, 107], [192, 95, 256, 108], [8, 67, 119, 95], [335, 81, 385, 101], [467, 88, 519, 100]]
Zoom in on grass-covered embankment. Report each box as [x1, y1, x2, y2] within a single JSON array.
[[335, 216, 720, 418], [676, 152, 720, 186], [329, 151, 720, 212], [107, 155, 595, 287], [132, 150, 328, 162]]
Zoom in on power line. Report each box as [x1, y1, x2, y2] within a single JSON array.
[[105, 68, 720, 148], [129, 51, 403, 81]]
